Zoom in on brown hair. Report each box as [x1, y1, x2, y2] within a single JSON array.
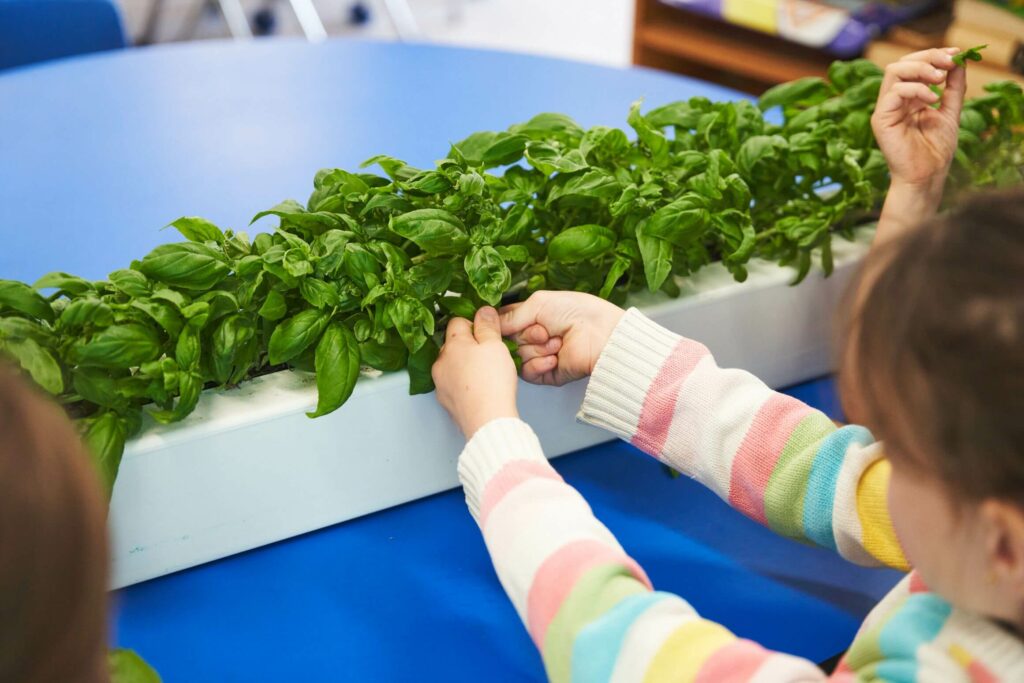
[[0, 366, 110, 683], [839, 189, 1024, 502]]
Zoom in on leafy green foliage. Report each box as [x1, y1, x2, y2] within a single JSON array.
[[109, 648, 162, 683], [0, 62, 1021, 498], [953, 45, 987, 67]]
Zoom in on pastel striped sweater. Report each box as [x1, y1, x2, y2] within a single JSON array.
[[457, 308, 1024, 682]]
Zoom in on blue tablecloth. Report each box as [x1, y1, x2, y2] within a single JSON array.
[[0, 40, 902, 681]]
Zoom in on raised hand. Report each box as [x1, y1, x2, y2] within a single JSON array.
[[872, 47, 967, 192]]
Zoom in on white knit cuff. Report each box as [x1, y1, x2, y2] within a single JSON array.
[[577, 308, 681, 440], [457, 417, 547, 524]]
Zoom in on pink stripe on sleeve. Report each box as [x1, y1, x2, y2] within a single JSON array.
[[479, 459, 563, 527], [727, 392, 814, 524], [694, 639, 772, 682], [909, 571, 930, 594], [631, 339, 709, 457], [967, 660, 999, 683], [525, 538, 652, 650]]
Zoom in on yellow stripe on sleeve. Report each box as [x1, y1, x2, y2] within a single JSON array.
[[643, 619, 736, 683], [856, 459, 910, 571]]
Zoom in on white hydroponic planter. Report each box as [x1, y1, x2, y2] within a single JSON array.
[[108, 227, 874, 588]]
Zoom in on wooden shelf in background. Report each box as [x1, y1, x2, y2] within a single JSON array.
[[633, 0, 834, 94]]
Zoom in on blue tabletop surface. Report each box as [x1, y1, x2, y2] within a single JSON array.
[[0, 40, 902, 681]]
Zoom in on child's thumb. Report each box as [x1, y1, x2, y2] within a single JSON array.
[[474, 307, 503, 343]]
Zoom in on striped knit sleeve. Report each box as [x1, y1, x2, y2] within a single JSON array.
[[578, 308, 908, 571], [457, 417, 830, 682]]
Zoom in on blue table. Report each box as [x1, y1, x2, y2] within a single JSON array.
[[0, 40, 902, 681]]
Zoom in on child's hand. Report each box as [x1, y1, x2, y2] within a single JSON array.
[[499, 291, 624, 386], [871, 48, 967, 193], [432, 307, 520, 439]]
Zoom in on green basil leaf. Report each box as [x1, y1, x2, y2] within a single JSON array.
[[73, 368, 127, 410], [81, 411, 128, 498], [509, 112, 583, 143], [758, 76, 832, 111], [299, 278, 340, 309], [407, 259, 454, 299], [211, 314, 256, 384], [312, 229, 354, 277], [166, 216, 225, 243], [150, 287, 187, 309], [149, 371, 202, 424], [0, 316, 53, 344], [438, 296, 477, 319], [181, 301, 211, 330], [386, 296, 433, 353], [359, 333, 407, 371], [268, 309, 329, 365], [256, 290, 286, 322], [0, 279, 55, 321], [307, 323, 360, 417], [131, 299, 184, 338], [547, 225, 616, 263], [953, 45, 987, 67], [109, 648, 161, 683], [636, 219, 673, 292], [524, 141, 588, 175], [75, 324, 162, 368], [402, 170, 453, 195], [196, 290, 240, 325], [60, 298, 114, 329], [599, 255, 631, 300], [175, 326, 201, 369], [138, 243, 230, 290], [406, 337, 439, 395], [450, 131, 529, 168], [34, 272, 95, 296], [390, 209, 470, 255], [0, 336, 63, 394], [627, 100, 669, 165], [464, 246, 512, 306], [108, 269, 152, 298], [548, 169, 621, 202], [642, 197, 710, 247]]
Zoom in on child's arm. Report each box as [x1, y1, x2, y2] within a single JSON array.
[[438, 308, 959, 681], [458, 416, 830, 682], [870, 48, 966, 248], [577, 307, 907, 570]]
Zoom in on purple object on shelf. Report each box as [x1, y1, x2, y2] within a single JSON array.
[[659, 0, 938, 57]]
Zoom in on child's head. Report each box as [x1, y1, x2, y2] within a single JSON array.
[[0, 366, 110, 682], [841, 189, 1024, 619]]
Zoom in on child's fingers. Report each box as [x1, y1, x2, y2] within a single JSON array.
[[512, 323, 549, 346], [517, 338, 562, 363], [882, 60, 948, 92], [898, 47, 958, 70], [445, 316, 473, 344], [942, 64, 967, 114], [473, 306, 502, 344], [499, 297, 541, 336], [876, 82, 939, 114], [521, 355, 558, 385]]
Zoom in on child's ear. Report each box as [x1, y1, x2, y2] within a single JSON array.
[[980, 500, 1024, 587]]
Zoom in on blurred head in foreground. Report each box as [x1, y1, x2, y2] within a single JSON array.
[[0, 365, 109, 683], [840, 189, 1024, 622]]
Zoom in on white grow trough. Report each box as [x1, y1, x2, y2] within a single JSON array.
[[108, 227, 874, 588]]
